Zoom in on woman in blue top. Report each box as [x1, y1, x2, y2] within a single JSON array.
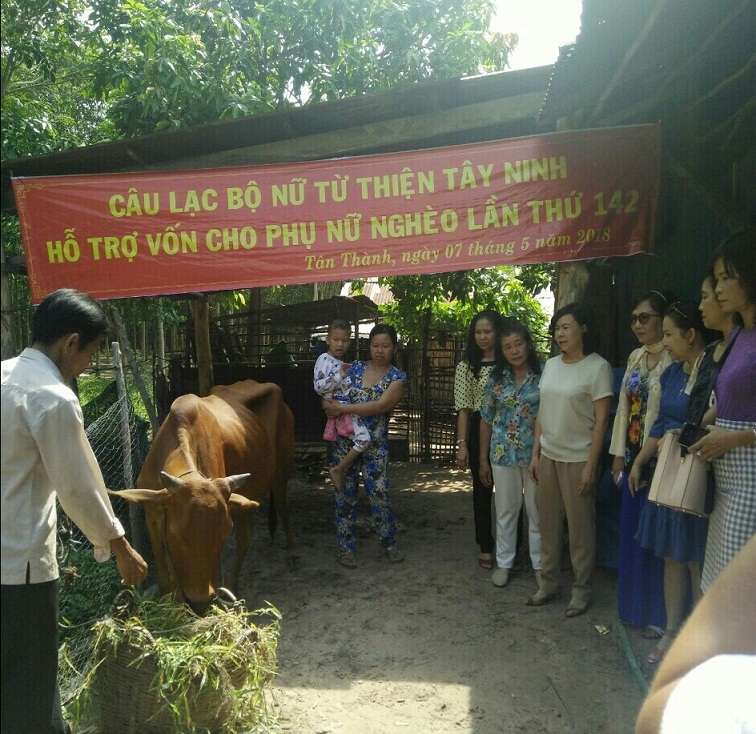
[[630, 301, 710, 664], [323, 324, 407, 568], [479, 319, 542, 589]]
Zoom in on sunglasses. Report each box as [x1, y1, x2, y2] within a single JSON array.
[[630, 313, 661, 325]]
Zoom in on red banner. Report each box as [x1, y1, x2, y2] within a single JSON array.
[[13, 124, 660, 303]]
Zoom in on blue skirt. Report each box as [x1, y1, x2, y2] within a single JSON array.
[[617, 479, 666, 629], [636, 501, 709, 566]]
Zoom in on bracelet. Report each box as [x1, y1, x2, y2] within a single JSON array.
[[457, 438, 467, 444]]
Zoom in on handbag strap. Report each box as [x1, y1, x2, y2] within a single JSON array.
[[691, 327, 740, 426]]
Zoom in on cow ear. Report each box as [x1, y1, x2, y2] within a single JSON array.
[[228, 493, 259, 513], [225, 473, 251, 491], [109, 488, 170, 505]]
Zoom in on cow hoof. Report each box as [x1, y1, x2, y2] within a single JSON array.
[[286, 555, 300, 571]]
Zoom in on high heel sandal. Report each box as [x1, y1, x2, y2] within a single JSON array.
[[647, 631, 676, 664]]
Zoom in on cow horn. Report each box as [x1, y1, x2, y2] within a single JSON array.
[[225, 473, 251, 490], [214, 587, 238, 610], [159, 471, 183, 492]]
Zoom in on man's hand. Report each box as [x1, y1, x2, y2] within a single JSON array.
[[110, 536, 148, 586]]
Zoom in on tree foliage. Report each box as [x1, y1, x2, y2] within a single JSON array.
[[82, 0, 515, 135], [372, 266, 553, 346], [2, 0, 526, 342]]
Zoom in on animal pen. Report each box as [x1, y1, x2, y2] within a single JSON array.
[[158, 295, 463, 463]]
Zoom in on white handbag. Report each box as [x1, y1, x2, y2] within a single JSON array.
[[648, 431, 711, 517]]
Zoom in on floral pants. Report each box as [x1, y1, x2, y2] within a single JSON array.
[[331, 437, 397, 552]]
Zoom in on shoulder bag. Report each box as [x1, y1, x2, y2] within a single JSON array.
[[648, 329, 740, 517]]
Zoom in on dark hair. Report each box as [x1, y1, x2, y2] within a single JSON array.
[[664, 300, 707, 336], [328, 318, 351, 334], [549, 302, 598, 355], [32, 288, 109, 349], [634, 289, 677, 316], [369, 323, 398, 348], [712, 228, 756, 306], [463, 310, 505, 378], [701, 273, 743, 328], [492, 318, 542, 380]]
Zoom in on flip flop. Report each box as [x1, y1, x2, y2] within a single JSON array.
[[478, 555, 493, 570]]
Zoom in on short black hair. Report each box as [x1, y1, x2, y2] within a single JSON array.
[[712, 228, 756, 305], [549, 302, 599, 355], [491, 318, 542, 380], [328, 318, 351, 334], [664, 300, 707, 336], [634, 289, 677, 316], [369, 323, 398, 347], [32, 288, 109, 349]]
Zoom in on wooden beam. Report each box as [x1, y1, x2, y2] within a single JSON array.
[[665, 154, 746, 233], [593, 0, 752, 127], [191, 298, 214, 397], [590, 0, 670, 122], [136, 92, 546, 171]]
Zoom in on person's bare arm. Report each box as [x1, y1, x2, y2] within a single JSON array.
[[528, 417, 542, 484], [110, 535, 148, 586], [478, 418, 493, 487], [628, 435, 660, 496], [456, 407, 471, 470], [323, 379, 404, 418], [635, 535, 756, 734], [579, 395, 611, 494]]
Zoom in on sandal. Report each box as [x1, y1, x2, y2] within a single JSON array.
[[386, 547, 404, 563], [338, 550, 357, 568], [647, 632, 676, 664], [641, 626, 663, 640], [478, 555, 494, 570]]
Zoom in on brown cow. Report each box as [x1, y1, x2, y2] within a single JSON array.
[[112, 380, 295, 613]]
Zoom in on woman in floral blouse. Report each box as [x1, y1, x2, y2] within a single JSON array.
[[479, 319, 542, 589], [454, 310, 505, 570], [609, 289, 675, 637]]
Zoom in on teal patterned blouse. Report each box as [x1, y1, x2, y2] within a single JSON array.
[[480, 368, 541, 467]]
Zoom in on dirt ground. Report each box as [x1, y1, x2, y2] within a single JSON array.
[[238, 460, 650, 734]]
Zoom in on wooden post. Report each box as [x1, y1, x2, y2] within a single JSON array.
[[192, 296, 214, 396], [0, 247, 13, 359], [110, 305, 160, 435]]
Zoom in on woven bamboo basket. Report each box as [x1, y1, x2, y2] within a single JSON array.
[[94, 620, 253, 733]]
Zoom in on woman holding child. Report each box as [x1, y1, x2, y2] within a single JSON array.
[[322, 324, 407, 568]]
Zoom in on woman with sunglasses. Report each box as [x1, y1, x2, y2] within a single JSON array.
[[630, 301, 710, 664], [692, 229, 756, 592], [609, 289, 676, 639]]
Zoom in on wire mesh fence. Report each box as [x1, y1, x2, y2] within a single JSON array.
[[57, 375, 150, 711]]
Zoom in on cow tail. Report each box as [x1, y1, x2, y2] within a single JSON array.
[[268, 493, 278, 540]]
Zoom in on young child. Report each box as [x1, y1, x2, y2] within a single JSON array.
[[313, 319, 371, 491]]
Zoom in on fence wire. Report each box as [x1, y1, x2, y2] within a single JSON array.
[[57, 381, 150, 710]]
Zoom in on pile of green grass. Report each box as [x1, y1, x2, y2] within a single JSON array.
[[64, 592, 281, 733]]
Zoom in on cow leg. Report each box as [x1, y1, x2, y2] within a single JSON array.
[[272, 483, 298, 563], [229, 515, 251, 594]]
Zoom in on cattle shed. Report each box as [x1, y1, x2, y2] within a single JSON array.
[[1, 0, 753, 461]]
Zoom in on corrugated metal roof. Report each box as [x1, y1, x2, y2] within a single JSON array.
[[2, 65, 554, 215], [539, 0, 754, 186]]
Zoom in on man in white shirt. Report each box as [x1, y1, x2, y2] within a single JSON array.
[[1, 288, 148, 734]]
